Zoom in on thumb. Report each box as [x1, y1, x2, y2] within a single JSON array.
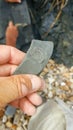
[[0, 75, 45, 108]]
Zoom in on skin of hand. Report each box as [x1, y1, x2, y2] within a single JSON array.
[[5, 0, 21, 3], [6, 21, 18, 47], [0, 45, 45, 115]]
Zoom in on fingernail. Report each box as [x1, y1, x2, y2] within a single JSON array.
[[27, 107, 36, 116], [31, 76, 45, 90], [30, 76, 40, 90], [36, 96, 42, 105], [21, 83, 28, 96]]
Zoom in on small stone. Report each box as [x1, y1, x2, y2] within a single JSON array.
[[5, 105, 16, 117], [16, 126, 23, 130], [46, 63, 51, 69], [13, 114, 20, 125], [20, 115, 24, 122], [71, 105, 73, 109], [58, 93, 67, 101], [48, 91, 53, 98], [60, 82, 66, 86], [22, 125, 27, 130], [52, 89, 56, 97], [59, 85, 70, 91], [66, 81, 71, 86], [68, 96, 73, 102], [2, 115, 7, 123], [40, 72, 46, 76], [22, 120, 28, 129], [55, 81, 59, 87], [6, 121, 12, 128], [70, 66, 73, 71], [11, 124, 17, 130], [49, 86, 53, 90], [48, 77, 55, 84], [43, 68, 49, 73], [0, 124, 5, 130], [49, 59, 55, 64]]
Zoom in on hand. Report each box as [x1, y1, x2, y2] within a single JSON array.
[[6, 21, 18, 47], [5, 0, 21, 3], [0, 45, 45, 115]]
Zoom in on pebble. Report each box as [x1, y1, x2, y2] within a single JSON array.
[[59, 85, 70, 91], [2, 115, 7, 123], [16, 126, 23, 130], [48, 91, 53, 98], [48, 77, 55, 84], [6, 121, 12, 128], [68, 96, 73, 102], [11, 124, 17, 130], [60, 82, 66, 86], [0, 124, 5, 130], [13, 114, 20, 125]]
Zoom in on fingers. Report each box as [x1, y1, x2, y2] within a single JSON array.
[[11, 93, 42, 108], [0, 64, 17, 76], [10, 98, 37, 115], [0, 45, 25, 65], [20, 93, 43, 115], [10, 74, 45, 97], [0, 74, 45, 109], [5, 0, 21, 3], [19, 98, 36, 115], [27, 93, 42, 106], [10, 93, 42, 115], [13, 93, 42, 116]]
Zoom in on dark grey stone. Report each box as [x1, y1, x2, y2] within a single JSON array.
[[11, 0, 31, 25], [5, 105, 16, 117], [14, 39, 54, 75]]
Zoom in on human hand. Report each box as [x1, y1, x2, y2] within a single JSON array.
[[6, 21, 18, 47], [0, 74, 45, 116], [0, 45, 45, 115]]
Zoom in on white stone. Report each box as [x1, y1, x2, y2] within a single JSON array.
[[2, 115, 7, 123], [16, 126, 23, 130], [60, 82, 66, 86], [48, 91, 53, 98]]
